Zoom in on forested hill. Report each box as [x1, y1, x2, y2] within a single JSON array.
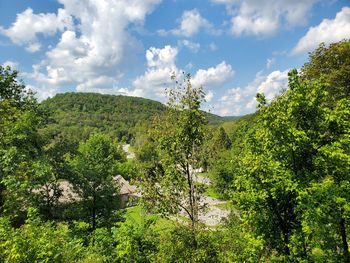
[[40, 92, 165, 143], [40, 92, 235, 144]]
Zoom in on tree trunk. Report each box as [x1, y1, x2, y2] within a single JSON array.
[[339, 210, 349, 262], [268, 195, 291, 256], [186, 161, 197, 249], [92, 193, 96, 231]]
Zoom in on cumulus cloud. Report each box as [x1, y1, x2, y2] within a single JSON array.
[[146, 45, 178, 68], [256, 70, 289, 101], [132, 45, 179, 100], [211, 0, 318, 36], [26, 84, 58, 101], [0, 8, 73, 52], [205, 90, 214, 102], [293, 7, 350, 54], [212, 69, 289, 116], [131, 47, 234, 102], [159, 9, 219, 37], [192, 61, 234, 88], [15, 0, 161, 99]]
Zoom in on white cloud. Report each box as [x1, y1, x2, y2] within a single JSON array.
[[132, 45, 180, 100], [211, 0, 318, 36], [179, 39, 200, 53], [25, 43, 42, 53], [256, 70, 289, 101], [2, 60, 18, 69], [293, 7, 350, 54], [18, 0, 161, 99], [212, 69, 289, 116], [205, 90, 214, 102], [146, 45, 178, 68], [192, 61, 234, 89], [131, 48, 234, 102], [186, 62, 194, 69], [76, 76, 119, 92], [26, 84, 58, 101], [0, 8, 73, 52], [159, 9, 219, 37]]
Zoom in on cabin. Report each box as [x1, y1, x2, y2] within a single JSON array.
[[33, 175, 139, 208], [112, 175, 140, 207]]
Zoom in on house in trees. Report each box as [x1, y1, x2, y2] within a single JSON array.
[[112, 175, 140, 207], [33, 175, 139, 208]]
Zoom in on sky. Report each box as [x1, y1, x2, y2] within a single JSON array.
[[1, 0, 349, 116]]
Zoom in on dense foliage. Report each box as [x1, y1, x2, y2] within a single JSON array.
[[0, 40, 349, 262], [40, 92, 234, 154]]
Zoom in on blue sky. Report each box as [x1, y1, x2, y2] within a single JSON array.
[[1, 0, 349, 116]]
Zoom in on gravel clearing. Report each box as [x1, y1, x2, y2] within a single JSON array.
[[123, 144, 230, 226]]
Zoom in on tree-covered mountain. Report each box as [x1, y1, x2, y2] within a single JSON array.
[[40, 92, 239, 145], [40, 92, 166, 142]]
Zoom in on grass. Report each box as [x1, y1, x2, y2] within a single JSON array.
[[204, 185, 222, 199], [199, 171, 215, 181], [193, 171, 223, 199], [198, 171, 230, 201], [214, 201, 232, 210], [124, 205, 176, 232]]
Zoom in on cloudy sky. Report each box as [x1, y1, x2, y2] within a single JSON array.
[[1, 0, 349, 116]]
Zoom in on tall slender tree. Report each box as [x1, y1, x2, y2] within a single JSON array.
[[141, 73, 207, 247]]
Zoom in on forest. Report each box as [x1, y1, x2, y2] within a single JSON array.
[[0, 40, 349, 262]]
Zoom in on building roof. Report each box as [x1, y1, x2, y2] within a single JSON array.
[[32, 175, 139, 203], [113, 175, 138, 196]]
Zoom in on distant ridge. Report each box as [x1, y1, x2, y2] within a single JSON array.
[[40, 92, 240, 147]]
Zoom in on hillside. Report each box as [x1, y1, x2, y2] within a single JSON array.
[[40, 92, 236, 145]]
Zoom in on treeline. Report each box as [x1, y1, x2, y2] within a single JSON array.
[[40, 92, 167, 152], [40, 92, 234, 155], [0, 40, 349, 262]]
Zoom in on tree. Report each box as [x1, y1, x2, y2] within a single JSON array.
[[0, 65, 36, 109], [141, 73, 207, 249], [0, 208, 86, 262], [0, 66, 47, 220], [112, 220, 159, 262], [216, 127, 232, 150], [68, 133, 126, 230], [232, 68, 350, 261], [301, 40, 350, 102]]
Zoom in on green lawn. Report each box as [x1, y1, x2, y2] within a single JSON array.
[[213, 201, 232, 210], [125, 205, 176, 232], [204, 185, 222, 199]]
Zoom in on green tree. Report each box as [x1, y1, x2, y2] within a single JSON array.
[[0, 208, 86, 262], [216, 127, 232, 150], [112, 220, 159, 262], [157, 225, 221, 263], [141, 73, 207, 249], [0, 66, 47, 220], [301, 40, 350, 102], [68, 133, 126, 230], [232, 68, 350, 261]]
